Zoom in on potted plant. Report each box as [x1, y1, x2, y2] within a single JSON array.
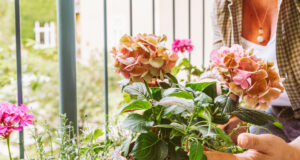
[[111, 34, 283, 160]]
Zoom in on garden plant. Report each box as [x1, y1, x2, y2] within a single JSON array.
[[112, 34, 284, 160]]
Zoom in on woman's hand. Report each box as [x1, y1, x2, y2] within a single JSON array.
[[204, 133, 300, 160]]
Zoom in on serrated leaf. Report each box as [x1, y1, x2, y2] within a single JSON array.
[[163, 88, 194, 99], [121, 113, 154, 133], [189, 141, 204, 160], [131, 133, 168, 160], [124, 82, 149, 100], [214, 95, 237, 114], [120, 100, 152, 113], [232, 107, 278, 126]]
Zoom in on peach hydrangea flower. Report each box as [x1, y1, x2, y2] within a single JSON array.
[[112, 34, 178, 82], [210, 44, 284, 110]]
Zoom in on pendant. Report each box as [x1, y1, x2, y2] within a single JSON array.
[[257, 36, 264, 43], [257, 28, 264, 43]]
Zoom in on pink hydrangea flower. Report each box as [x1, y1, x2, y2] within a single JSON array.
[[0, 103, 34, 139], [210, 45, 284, 110], [172, 39, 194, 53]]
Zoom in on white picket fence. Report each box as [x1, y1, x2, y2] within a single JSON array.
[[33, 21, 56, 49]]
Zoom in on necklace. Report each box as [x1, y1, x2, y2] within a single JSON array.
[[250, 0, 271, 43]]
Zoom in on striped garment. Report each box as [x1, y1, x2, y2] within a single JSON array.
[[211, 0, 300, 119]]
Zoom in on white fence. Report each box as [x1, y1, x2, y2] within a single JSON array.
[[33, 21, 56, 49]]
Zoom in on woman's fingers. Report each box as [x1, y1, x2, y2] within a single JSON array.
[[237, 133, 285, 153]]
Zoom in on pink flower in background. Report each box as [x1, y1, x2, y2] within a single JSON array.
[[0, 103, 34, 139], [172, 39, 194, 53]]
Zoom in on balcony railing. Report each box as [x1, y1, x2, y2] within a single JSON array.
[[13, 0, 207, 158]]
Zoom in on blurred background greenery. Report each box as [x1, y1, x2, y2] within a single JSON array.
[[0, 0, 123, 158]]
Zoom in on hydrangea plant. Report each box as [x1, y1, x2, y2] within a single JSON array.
[[112, 35, 282, 160]]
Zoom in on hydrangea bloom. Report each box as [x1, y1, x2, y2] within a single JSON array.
[[112, 34, 178, 82], [0, 103, 34, 139], [210, 45, 284, 109], [172, 39, 194, 53]]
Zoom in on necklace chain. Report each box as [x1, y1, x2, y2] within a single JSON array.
[[250, 0, 270, 29]]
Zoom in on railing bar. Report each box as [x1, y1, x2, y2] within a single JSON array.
[[172, 0, 176, 40], [103, 0, 109, 139], [57, 0, 78, 135], [152, 0, 155, 34], [14, 0, 24, 158], [202, 0, 205, 65], [130, 0, 133, 36], [188, 0, 191, 61]]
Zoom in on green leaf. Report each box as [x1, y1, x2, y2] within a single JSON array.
[[163, 88, 194, 99], [121, 113, 154, 133], [120, 100, 152, 113], [124, 82, 149, 100], [121, 138, 132, 157], [85, 129, 103, 142], [273, 121, 283, 129], [158, 97, 194, 112], [214, 127, 233, 144], [214, 95, 237, 114], [171, 58, 190, 75], [186, 82, 217, 98], [163, 105, 186, 118], [151, 87, 162, 101], [166, 73, 179, 84], [159, 81, 171, 89], [232, 107, 278, 126], [195, 92, 213, 108], [119, 79, 130, 90], [191, 68, 203, 76], [189, 141, 204, 160], [168, 140, 189, 160], [131, 133, 168, 160], [212, 115, 230, 124], [155, 123, 187, 135]]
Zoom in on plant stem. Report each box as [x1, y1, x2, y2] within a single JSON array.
[[7, 137, 12, 160], [187, 113, 195, 130]]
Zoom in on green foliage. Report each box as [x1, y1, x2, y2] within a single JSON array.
[[121, 113, 154, 133], [119, 74, 280, 159], [171, 58, 204, 82], [131, 132, 168, 160], [20, 0, 57, 43], [189, 141, 204, 160], [27, 116, 121, 160]]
